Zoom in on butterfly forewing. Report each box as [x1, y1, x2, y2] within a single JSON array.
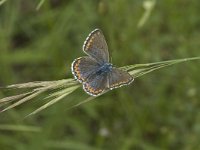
[[108, 68, 134, 90], [83, 29, 109, 64], [71, 56, 100, 83]]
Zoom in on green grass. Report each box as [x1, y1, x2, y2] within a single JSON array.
[[1, 56, 199, 117], [0, 0, 200, 150]]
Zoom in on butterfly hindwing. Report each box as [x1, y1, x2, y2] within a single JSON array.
[[108, 68, 134, 90], [83, 29, 109, 64], [83, 72, 109, 96], [71, 56, 100, 83]]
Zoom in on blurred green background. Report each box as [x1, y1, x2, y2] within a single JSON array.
[[0, 0, 200, 149]]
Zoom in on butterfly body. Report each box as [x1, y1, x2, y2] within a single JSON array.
[[95, 63, 112, 75], [71, 29, 134, 96]]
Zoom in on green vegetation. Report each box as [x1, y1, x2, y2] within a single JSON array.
[[0, 0, 200, 149]]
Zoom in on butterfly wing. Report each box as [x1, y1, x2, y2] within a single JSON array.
[[71, 56, 100, 83], [83, 29, 109, 64], [83, 72, 109, 96], [108, 68, 134, 90]]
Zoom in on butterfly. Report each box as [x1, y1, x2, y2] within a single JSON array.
[[71, 29, 134, 96]]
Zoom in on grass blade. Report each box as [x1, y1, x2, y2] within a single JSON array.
[[36, 0, 46, 10], [0, 57, 199, 115], [121, 57, 200, 78], [0, 0, 7, 6], [0, 92, 32, 104], [0, 124, 41, 132], [7, 79, 77, 89], [138, 0, 156, 28], [0, 90, 45, 113], [26, 85, 80, 117]]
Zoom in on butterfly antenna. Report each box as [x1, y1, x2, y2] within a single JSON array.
[[110, 46, 113, 63]]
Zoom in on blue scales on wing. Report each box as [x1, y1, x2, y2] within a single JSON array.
[[83, 72, 109, 96]]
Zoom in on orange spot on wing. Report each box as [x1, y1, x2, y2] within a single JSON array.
[[84, 83, 103, 95], [73, 58, 86, 82]]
